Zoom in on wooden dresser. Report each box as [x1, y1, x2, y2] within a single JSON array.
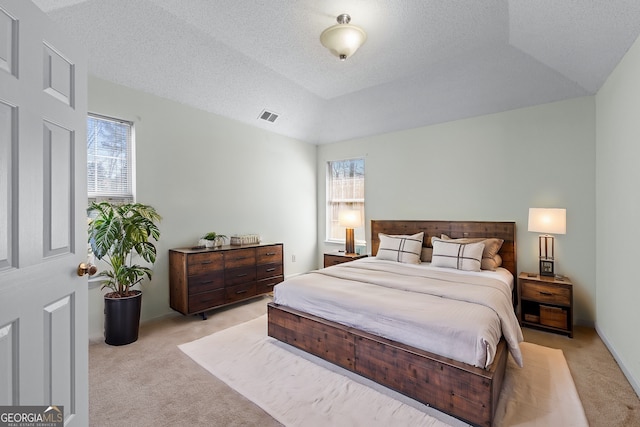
[[169, 243, 283, 318]]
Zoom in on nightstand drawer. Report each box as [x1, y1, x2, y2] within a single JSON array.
[[324, 253, 367, 268], [521, 281, 571, 306], [540, 305, 568, 329], [324, 254, 348, 267]]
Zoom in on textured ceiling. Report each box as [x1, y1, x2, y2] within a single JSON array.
[[32, 0, 640, 144]]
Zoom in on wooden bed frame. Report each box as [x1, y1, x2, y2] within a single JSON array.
[[268, 220, 517, 427]]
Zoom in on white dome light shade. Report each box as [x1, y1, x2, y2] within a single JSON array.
[[320, 14, 367, 61]]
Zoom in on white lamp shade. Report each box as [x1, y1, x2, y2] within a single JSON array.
[[320, 24, 367, 60], [528, 208, 566, 235], [338, 210, 362, 228]]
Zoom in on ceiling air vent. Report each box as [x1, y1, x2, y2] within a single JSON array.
[[258, 109, 279, 123]]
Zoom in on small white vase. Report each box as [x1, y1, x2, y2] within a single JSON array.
[[198, 239, 214, 248]]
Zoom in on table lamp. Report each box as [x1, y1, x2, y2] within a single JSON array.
[[528, 208, 566, 277], [338, 210, 362, 254]]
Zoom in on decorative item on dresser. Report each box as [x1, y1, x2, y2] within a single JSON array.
[[518, 272, 574, 337], [199, 232, 227, 249], [169, 243, 283, 320], [323, 251, 368, 268]]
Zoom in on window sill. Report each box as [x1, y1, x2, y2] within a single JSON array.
[[324, 240, 367, 248]]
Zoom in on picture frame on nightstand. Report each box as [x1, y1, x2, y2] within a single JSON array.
[[539, 259, 555, 277]]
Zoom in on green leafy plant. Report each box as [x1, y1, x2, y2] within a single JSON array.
[[88, 202, 162, 297], [201, 232, 227, 245]]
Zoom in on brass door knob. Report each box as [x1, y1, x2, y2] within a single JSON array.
[[77, 262, 98, 277]]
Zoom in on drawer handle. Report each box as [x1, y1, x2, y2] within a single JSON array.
[[235, 289, 248, 294], [200, 261, 213, 265], [236, 273, 248, 277], [199, 280, 214, 284], [265, 268, 276, 272], [539, 291, 553, 296], [265, 252, 276, 256]]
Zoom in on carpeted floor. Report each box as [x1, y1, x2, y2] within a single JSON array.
[[178, 315, 587, 426], [89, 296, 640, 426]]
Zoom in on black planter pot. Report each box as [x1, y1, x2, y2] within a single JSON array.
[[104, 290, 142, 346]]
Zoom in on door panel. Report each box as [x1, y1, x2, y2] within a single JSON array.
[[43, 119, 73, 257], [0, 1, 88, 425], [0, 99, 16, 269], [0, 7, 18, 76], [0, 320, 18, 405]]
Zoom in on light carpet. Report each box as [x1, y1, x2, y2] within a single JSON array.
[[179, 315, 588, 427]]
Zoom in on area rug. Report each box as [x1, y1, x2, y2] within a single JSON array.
[[179, 315, 588, 427]]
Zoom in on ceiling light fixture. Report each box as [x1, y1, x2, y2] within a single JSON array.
[[320, 13, 367, 61]]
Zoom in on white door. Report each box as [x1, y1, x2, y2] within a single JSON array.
[[0, 0, 88, 425]]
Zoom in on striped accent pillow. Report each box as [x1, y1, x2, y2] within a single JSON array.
[[431, 239, 484, 271], [376, 232, 424, 264]]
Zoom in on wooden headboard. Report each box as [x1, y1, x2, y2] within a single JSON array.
[[370, 220, 517, 278]]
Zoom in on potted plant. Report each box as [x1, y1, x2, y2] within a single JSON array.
[[87, 201, 161, 345], [200, 232, 227, 248]]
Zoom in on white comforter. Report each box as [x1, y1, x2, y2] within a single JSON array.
[[273, 258, 523, 368]]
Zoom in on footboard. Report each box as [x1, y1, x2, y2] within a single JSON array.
[[267, 302, 507, 427]]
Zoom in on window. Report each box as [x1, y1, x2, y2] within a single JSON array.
[[326, 158, 365, 243], [87, 114, 134, 204]]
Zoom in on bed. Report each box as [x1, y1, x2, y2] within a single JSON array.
[[267, 220, 521, 427]]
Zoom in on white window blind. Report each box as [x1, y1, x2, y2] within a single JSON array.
[[327, 158, 365, 242], [87, 114, 133, 204]]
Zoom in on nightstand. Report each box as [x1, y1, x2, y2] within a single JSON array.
[[518, 272, 573, 337], [324, 252, 368, 268]]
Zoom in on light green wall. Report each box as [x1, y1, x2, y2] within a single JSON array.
[[87, 76, 317, 340], [318, 97, 597, 327], [596, 34, 640, 395]]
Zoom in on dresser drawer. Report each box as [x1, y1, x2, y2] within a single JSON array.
[[225, 282, 257, 304], [225, 266, 256, 286], [521, 281, 571, 306], [256, 276, 283, 294], [224, 248, 256, 269], [187, 252, 224, 276], [187, 271, 224, 294], [189, 289, 225, 313], [257, 263, 283, 280], [257, 245, 282, 264]]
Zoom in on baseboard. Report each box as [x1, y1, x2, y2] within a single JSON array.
[[595, 324, 640, 398]]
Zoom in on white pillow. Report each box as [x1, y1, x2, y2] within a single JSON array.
[[431, 239, 484, 272], [432, 235, 504, 270], [376, 232, 424, 264]]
